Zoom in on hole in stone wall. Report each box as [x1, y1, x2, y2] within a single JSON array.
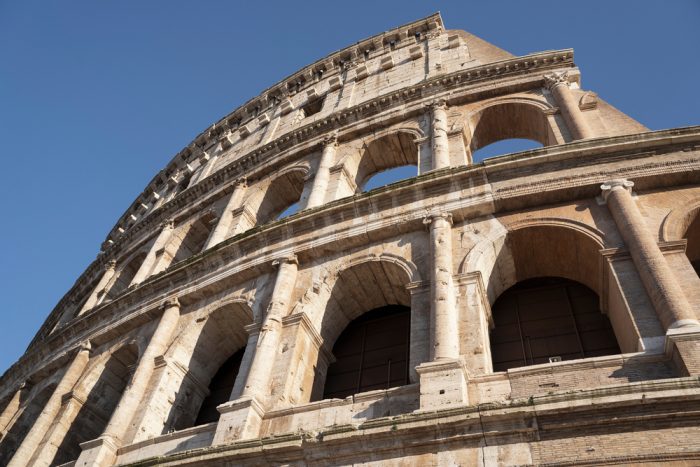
[[301, 97, 325, 118]]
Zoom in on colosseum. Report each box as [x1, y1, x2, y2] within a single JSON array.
[[2, 12, 700, 467]]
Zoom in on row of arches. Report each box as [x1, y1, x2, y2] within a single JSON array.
[[7, 210, 700, 463], [76, 98, 558, 320]]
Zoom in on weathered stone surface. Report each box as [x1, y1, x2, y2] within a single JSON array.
[[2, 12, 700, 467]]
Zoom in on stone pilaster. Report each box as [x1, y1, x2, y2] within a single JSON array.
[[204, 178, 248, 249], [241, 255, 298, 401], [75, 298, 181, 467], [305, 135, 337, 209], [417, 213, 467, 411], [129, 219, 175, 286], [80, 260, 117, 314], [7, 342, 91, 467], [27, 390, 87, 467], [212, 256, 298, 444], [0, 382, 31, 439], [601, 180, 699, 330], [127, 356, 209, 443], [423, 213, 459, 360], [545, 71, 594, 140], [430, 100, 450, 170]]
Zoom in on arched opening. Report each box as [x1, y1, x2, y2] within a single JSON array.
[[254, 170, 306, 225], [354, 132, 419, 191], [471, 138, 543, 162], [104, 252, 147, 301], [469, 101, 554, 162], [684, 213, 700, 275], [159, 302, 252, 433], [323, 305, 410, 399], [193, 347, 245, 425], [276, 201, 300, 220], [49, 344, 138, 466], [0, 383, 56, 465], [475, 223, 635, 370], [362, 165, 417, 192], [315, 260, 414, 401], [490, 277, 620, 372], [171, 212, 217, 264]]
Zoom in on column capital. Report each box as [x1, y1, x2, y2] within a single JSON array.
[[272, 254, 298, 268], [423, 212, 453, 227], [321, 132, 338, 147], [160, 218, 175, 230], [544, 71, 571, 90], [104, 259, 117, 271], [427, 98, 448, 112], [78, 340, 92, 353], [234, 176, 248, 188], [600, 179, 634, 202], [161, 296, 180, 310]]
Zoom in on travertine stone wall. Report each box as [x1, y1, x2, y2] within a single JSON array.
[[2, 12, 700, 467]]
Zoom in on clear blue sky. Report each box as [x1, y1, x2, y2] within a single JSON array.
[[1, 1, 698, 376]]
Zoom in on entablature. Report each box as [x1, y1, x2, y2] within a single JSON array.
[[11, 127, 700, 393]]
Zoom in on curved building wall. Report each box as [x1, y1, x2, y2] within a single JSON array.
[[2, 12, 700, 467]]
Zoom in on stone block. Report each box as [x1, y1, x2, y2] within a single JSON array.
[[415, 359, 469, 410]]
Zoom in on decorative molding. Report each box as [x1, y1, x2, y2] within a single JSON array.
[[543, 71, 570, 90]]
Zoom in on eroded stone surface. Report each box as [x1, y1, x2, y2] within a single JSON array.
[[2, 12, 700, 467]]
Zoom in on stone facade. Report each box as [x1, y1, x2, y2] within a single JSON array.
[[2, 12, 700, 466]]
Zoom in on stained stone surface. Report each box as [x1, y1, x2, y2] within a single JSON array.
[[2, 12, 700, 467]]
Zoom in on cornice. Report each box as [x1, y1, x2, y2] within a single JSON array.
[[105, 48, 575, 248], [31, 48, 578, 348], [8, 126, 700, 394]]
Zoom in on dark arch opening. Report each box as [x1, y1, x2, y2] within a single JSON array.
[[684, 213, 700, 275], [194, 347, 245, 425], [161, 303, 251, 433], [171, 212, 217, 264], [323, 305, 410, 400], [0, 384, 56, 465], [256, 170, 306, 225], [490, 277, 620, 372], [105, 252, 147, 301], [49, 344, 138, 466]]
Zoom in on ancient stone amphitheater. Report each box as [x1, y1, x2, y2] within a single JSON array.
[[3, 12, 700, 467]]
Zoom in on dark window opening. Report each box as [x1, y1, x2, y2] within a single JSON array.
[[323, 305, 410, 400], [301, 97, 325, 118], [490, 277, 620, 372], [194, 348, 245, 425], [684, 213, 700, 276]]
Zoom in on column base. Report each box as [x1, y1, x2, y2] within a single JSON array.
[[415, 359, 469, 411], [212, 396, 265, 445], [666, 326, 700, 376], [74, 435, 119, 467]]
